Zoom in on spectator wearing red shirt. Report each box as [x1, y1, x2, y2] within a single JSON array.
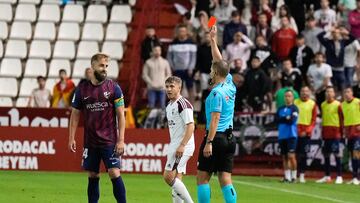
[[272, 16, 297, 61], [349, 0, 360, 39]]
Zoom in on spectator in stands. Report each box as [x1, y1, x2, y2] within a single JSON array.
[[167, 24, 197, 104], [271, 4, 298, 33], [243, 56, 272, 112], [223, 10, 248, 48], [343, 26, 360, 87], [349, 0, 360, 39], [251, 0, 273, 26], [223, 31, 254, 70], [28, 76, 51, 108], [141, 26, 160, 62], [249, 12, 273, 44], [284, 0, 306, 32], [279, 58, 302, 93], [195, 11, 210, 42], [317, 27, 355, 92], [182, 12, 197, 41], [142, 45, 172, 109], [79, 67, 93, 84], [196, 32, 213, 92], [232, 72, 247, 111], [229, 58, 245, 74], [272, 16, 297, 61], [289, 34, 314, 84], [51, 69, 75, 108], [307, 52, 333, 106], [314, 0, 337, 29], [274, 80, 300, 110], [338, 0, 356, 25], [250, 35, 278, 76], [213, 0, 237, 31], [302, 16, 324, 54]]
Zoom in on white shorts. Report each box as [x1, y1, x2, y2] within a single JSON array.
[[165, 152, 192, 174]]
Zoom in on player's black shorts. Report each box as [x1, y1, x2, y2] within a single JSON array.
[[279, 138, 297, 155], [296, 136, 310, 155], [197, 131, 236, 173], [348, 138, 360, 152], [82, 146, 121, 173], [322, 139, 340, 154]]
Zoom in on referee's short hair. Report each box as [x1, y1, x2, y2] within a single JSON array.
[[212, 60, 230, 78], [91, 53, 110, 66], [165, 76, 182, 87]]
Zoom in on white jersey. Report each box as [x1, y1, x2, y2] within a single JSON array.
[[166, 96, 195, 156]]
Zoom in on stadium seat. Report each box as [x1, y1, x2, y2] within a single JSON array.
[[24, 59, 47, 77], [102, 41, 123, 60], [28, 40, 51, 59], [45, 78, 57, 93], [0, 97, 13, 107], [77, 41, 99, 59], [106, 23, 128, 42], [0, 21, 8, 40], [58, 22, 80, 41], [0, 40, 3, 57], [86, 5, 107, 23], [48, 59, 71, 78], [0, 77, 18, 97], [110, 5, 132, 23], [18, 0, 41, 4], [42, 0, 61, 4], [33, 22, 56, 41], [0, 58, 22, 78], [15, 4, 37, 22], [19, 78, 38, 97], [9, 21, 32, 40], [38, 4, 60, 23], [5, 40, 27, 59], [62, 4, 84, 23], [82, 23, 104, 42], [129, 0, 136, 6], [15, 97, 29, 107], [72, 59, 90, 78], [0, 0, 17, 4], [53, 40, 75, 59], [0, 4, 13, 22], [108, 60, 119, 79]]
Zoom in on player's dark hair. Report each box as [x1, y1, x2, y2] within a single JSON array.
[[325, 86, 335, 91], [91, 53, 110, 66], [165, 76, 182, 87], [212, 60, 229, 78], [344, 86, 353, 91], [59, 69, 66, 74]]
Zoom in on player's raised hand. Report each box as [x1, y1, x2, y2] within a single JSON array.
[[203, 143, 212, 158], [68, 139, 76, 153], [175, 144, 185, 158], [115, 141, 125, 156]]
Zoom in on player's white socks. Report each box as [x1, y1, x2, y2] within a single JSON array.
[[171, 178, 194, 203], [291, 170, 297, 180], [285, 170, 291, 180], [172, 189, 184, 203]]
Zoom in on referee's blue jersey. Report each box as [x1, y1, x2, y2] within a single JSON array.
[[205, 74, 236, 132], [276, 105, 299, 140]]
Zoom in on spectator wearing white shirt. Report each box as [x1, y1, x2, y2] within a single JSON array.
[[223, 31, 254, 70], [307, 52, 333, 106], [28, 76, 51, 108], [343, 34, 360, 87], [314, 0, 338, 29]]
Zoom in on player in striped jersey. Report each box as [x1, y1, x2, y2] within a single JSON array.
[[163, 76, 195, 203]]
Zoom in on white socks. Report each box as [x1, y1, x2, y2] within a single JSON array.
[[285, 170, 291, 180], [171, 178, 194, 203], [291, 170, 297, 180], [172, 189, 183, 203]]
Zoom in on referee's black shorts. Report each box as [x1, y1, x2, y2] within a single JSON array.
[[197, 131, 236, 173]]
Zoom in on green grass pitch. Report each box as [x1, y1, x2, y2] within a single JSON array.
[[0, 171, 359, 203]]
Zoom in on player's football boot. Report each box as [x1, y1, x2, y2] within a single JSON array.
[[334, 176, 343, 184], [347, 178, 360, 185], [316, 176, 331, 183], [299, 173, 306, 183]]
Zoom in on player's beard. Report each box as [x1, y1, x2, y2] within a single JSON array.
[[94, 70, 107, 82]]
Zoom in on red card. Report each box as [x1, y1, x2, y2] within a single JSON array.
[[208, 16, 217, 28]]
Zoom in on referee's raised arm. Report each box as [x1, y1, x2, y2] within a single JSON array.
[[209, 25, 222, 62]]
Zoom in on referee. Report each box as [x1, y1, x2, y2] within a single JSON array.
[[197, 25, 237, 203]]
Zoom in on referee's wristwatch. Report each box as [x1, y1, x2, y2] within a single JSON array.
[[206, 139, 213, 145]]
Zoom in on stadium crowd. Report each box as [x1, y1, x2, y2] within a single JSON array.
[[140, 0, 360, 117]]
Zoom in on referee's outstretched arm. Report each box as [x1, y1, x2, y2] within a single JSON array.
[[209, 25, 222, 62]]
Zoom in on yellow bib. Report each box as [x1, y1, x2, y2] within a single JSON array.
[[321, 100, 341, 127], [294, 99, 316, 125], [342, 98, 360, 126]]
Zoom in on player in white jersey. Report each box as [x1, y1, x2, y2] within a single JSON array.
[[163, 76, 195, 203]]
